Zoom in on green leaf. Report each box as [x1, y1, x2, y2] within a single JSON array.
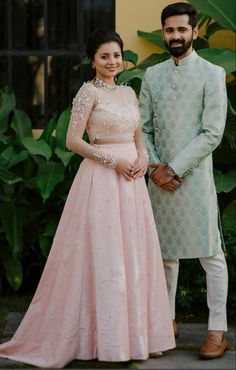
[[0, 203, 24, 257], [197, 13, 212, 29], [123, 50, 138, 65], [138, 30, 166, 50], [0, 168, 23, 185], [21, 137, 52, 160], [56, 108, 71, 150], [138, 53, 170, 69], [39, 235, 52, 258], [193, 36, 209, 50], [8, 150, 29, 168], [42, 214, 59, 236], [214, 169, 236, 192], [0, 252, 23, 291], [73, 56, 90, 70], [197, 48, 236, 74], [0, 146, 16, 166], [11, 109, 32, 139], [213, 137, 236, 164], [0, 87, 16, 134], [224, 99, 236, 149], [39, 116, 57, 143], [55, 146, 75, 167], [222, 200, 236, 235], [189, 0, 236, 32], [118, 69, 145, 84], [205, 22, 227, 38], [36, 161, 65, 200]]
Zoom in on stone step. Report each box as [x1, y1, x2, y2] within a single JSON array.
[[0, 313, 235, 369]]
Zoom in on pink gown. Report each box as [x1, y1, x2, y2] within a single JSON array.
[[0, 82, 175, 368]]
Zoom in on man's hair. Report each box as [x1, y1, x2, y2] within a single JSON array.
[[161, 2, 197, 29]]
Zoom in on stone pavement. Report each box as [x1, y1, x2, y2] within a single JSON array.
[[0, 313, 235, 369]]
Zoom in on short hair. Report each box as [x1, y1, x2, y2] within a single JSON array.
[[161, 2, 197, 29], [86, 29, 124, 61]]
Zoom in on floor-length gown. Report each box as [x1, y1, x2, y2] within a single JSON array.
[[0, 81, 175, 368]]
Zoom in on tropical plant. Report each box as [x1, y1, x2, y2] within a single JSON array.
[[0, 87, 83, 292]]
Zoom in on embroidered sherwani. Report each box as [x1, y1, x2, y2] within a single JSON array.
[[140, 50, 227, 259]]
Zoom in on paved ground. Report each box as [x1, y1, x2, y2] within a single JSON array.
[[0, 313, 235, 369]]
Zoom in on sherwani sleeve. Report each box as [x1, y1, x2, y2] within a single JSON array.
[[139, 71, 162, 164], [169, 67, 227, 178]]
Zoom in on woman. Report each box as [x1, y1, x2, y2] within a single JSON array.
[[0, 29, 175, 368]]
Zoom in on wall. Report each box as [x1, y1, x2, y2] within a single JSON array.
[[116, 0, 184, 63], [116, 0, 236, 65]]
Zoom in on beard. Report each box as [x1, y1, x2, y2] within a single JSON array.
[[164, 37, 193, 57]]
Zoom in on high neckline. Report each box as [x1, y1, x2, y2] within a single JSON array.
[[93, 77, 117, 90], [170, 49, 198, 67]]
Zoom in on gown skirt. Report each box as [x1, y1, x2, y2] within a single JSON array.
[[0, 143, 175, 368]]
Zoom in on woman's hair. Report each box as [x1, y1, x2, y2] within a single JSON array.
[[161, 2, 197, 29], [86, 29, 124, 61]]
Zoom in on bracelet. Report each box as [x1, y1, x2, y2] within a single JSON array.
[[94, 149, 117, 169], [167, 165, 176, 176]]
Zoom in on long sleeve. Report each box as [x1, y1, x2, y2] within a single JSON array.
[[169, 67, 227, 178], [139, 71, 162, 164], [66, 83, 95, 147]]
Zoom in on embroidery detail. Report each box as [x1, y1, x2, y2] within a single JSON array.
[[71, 83, 94, 130], [94, 149, 117, 169]]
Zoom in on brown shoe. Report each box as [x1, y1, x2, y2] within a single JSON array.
[[173, 320, 179, 337], [199, 333, 228, 359]]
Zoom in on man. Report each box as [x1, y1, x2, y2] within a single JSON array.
[[139, 2, 228, 360]]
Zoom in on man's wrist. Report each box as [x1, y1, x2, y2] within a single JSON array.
[[167, 165, 176, 176]]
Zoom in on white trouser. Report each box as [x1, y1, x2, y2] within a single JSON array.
[[163, 249, 228, 331]]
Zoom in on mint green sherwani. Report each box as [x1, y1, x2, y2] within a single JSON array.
[[140, 50, 227, 259]]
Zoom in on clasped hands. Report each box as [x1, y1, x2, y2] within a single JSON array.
[[115, 154, 149, 181], [150, 163, 182, 192]]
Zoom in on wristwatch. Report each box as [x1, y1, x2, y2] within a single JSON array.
[[167, 165, 176, 176]]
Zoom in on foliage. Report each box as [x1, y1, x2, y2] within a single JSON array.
[[0, 87, 84, 291]]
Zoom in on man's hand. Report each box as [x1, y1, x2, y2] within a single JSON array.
[[160, 177, 182, 192], [150, 163, 173, 186], [150, 163, 182, 191]]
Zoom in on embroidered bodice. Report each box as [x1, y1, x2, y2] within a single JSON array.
[[69, 82, 140, 143]]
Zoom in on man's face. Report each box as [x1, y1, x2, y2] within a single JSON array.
[[162, 14, 198, 58]]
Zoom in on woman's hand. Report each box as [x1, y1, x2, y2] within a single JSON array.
[[131, 154, 149, 178], [115, 158, 134, 181]]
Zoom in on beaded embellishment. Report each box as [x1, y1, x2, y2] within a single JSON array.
[[94, 149, 117, 169], [93, 77, 117, 91]]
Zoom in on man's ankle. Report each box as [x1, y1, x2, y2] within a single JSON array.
[[208, 330, 224, 340]]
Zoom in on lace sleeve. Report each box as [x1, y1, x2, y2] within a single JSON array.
[[67, 82, 95, 140], [128, 87, 149, 160]]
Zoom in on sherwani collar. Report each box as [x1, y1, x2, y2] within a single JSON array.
[[169, 49, 198, 68]]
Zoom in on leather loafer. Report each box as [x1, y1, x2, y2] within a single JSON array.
[[173, 319, 179, 338], [199, 333, 228, 359]]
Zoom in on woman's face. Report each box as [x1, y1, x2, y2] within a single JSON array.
[[92, 41, 122, 82]]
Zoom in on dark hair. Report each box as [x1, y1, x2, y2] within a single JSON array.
[[161, 2, 197, 29], [86, 29, 124, 61]]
